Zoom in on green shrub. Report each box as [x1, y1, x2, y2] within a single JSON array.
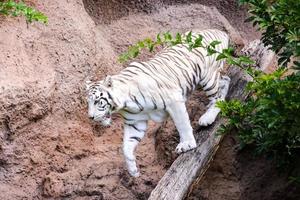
[[0, 0, 47, 24], [240, 0, 300, 66], [217, 0, 300, 167], [217, 69, 300, 166]]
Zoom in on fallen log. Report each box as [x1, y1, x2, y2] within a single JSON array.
[[148, 40, 275, 200]]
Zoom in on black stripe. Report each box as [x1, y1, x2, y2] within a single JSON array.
[[123, 102, 141, 114], [201, 69, 211, 87], [204, 74, 219, 94], [192, 48, 205, 62], [116, 79, 126, 84], [119, 73, 133, 78], [121, 69, 138, 76], [192, 73, 197, 88], [207, 90, 218, 98], [204, 80, 217, 93], [137, 86, 146, 103], [159, 93, 166, 110], [130, 94, 144, 111], [130, 136, 141, 142], [181, 69, 193, 91], [196, 64, 203, 81], [115, 76, 130, 83], [117, 75, 131, 81], [151, 96, 157, 109], [127, 124, 144, 132], [122, 109, 141, 114], [120, 113, 135, 121]]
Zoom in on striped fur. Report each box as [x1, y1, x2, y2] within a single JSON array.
[[86, 29, 231, 177]]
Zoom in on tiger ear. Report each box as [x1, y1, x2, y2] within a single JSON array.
[[85, 80, 92, 91], [103, 75, 113, 88]]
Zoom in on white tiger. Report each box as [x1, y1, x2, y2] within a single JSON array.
[[86, 29, 230, 177]]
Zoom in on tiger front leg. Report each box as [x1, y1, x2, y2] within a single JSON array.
[[123, 120, 147, 177], [167, 102, 197, 154], [199, 75, 230, 126]]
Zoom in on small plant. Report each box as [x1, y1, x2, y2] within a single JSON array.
[[0, 0, 47, 24]]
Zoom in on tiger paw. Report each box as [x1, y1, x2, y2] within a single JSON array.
[[175, 140, 197, 154], [126, 159, 140, 177], [198, 107, 220, 126], [128, 169, 140, 177]]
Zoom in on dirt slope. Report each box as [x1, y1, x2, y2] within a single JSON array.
[[0, 0, 263, 199]]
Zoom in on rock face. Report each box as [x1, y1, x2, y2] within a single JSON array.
[[0, 0, 262, 199]]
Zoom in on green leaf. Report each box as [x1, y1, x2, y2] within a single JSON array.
[[118, 53, 129, 63], [209, 40, 221, 48], [137, 41, 145, 48], [186, 31, 192, 43], [163, 31, 172, 42], [239, 55, 255, 65], [222, 47, 234, 56], [216, 53, 227, 61], [174, 33, 182, 44], [148, 43, 154, 52], [207, 46, 217, 56], [156, 33, 162, 44], [193, 35, 203, 48], [128, 46, 140, 58]]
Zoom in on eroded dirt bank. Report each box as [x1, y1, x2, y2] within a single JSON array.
[[0, 0, 272, 199]]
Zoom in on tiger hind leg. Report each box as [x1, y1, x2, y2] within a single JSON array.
[[199, 75, 230, 126]]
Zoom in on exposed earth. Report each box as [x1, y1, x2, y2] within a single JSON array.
[[1, 0, 298, 200]]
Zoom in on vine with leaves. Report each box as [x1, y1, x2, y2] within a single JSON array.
[[118, 31, 255, 69]]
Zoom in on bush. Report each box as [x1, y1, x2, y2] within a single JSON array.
[[240, 0, 300, 66], [217, 69, 300, 166], [217, 0, 300, 167]]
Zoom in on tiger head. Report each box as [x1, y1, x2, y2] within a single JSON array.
[[86, 76, 115, 126]]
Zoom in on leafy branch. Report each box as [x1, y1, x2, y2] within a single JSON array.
[[0, 0, 48, 24], [119, 31, 255, 76]]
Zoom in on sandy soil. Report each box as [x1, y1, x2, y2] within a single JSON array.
[[1, 0, 296, 200]]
